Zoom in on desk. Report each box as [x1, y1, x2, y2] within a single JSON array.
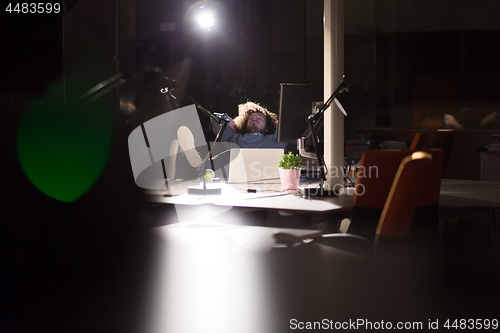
[[141, 181, 500, 332], [480, 150, 500, 181], [8, 198, 500, 333], [145, 180, 354, 230], [145, 178, 500, 246], [147, 180, 354, 213], [439, 179, 500, 250], [126, 222, 499, 333], [147, 178, 500, 214], [140, 223, 416, 333], [439, 179, 500, 209]]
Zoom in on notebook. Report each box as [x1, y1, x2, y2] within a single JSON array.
[[228, 148, 284, 183]]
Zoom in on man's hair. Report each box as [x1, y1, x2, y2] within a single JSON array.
[[233, 101, 278, 134]]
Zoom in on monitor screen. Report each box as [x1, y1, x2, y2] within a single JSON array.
[[278, 83, 323, 143]]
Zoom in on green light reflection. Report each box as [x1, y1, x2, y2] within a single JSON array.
[[17, 78, 112, 202]]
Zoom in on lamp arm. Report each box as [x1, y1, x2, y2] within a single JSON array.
[[307, 119, 327, 181], [196, 120, 228, 173], [160, 78, 222, 124], [302, 76, 348, 196], [307, 75, 347, 123]]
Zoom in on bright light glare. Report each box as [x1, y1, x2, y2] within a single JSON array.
[[147, 225, 272, 333], [196, 11, 214, 29]]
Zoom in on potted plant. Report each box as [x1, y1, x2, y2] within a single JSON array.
[[278, 152, 302, 192]]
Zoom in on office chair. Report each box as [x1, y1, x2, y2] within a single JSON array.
[[430, 131, 455, 177], [314, 152, 434, 259], [411, 149, 444, 253], [409, 131, 427, 150], [348, 148, 444, 243]]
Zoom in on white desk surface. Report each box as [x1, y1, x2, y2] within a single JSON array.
[[145, 178, 500, 213], [146, 179, 354, 213], [439, 178, 500, 209]]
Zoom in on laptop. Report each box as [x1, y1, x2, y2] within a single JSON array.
[[228, 148, 284, 183]]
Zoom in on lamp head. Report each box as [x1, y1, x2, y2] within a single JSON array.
[[188, 1, 225, 34], [196, 8, 215, 30]]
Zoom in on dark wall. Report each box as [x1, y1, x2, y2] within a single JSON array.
[[133, 0, 324, 130], [353, 128, 499, 180], [375, 30, 500, 129], [344, 0, 500, 130]]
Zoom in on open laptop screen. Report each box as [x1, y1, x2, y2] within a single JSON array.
[[228, 148, 284, 183]]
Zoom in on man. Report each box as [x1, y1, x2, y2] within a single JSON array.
[[212, 101, 288, 150], [209, 102, 295, 180]]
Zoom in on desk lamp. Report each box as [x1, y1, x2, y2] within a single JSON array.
[[161, 78, 229, 195]]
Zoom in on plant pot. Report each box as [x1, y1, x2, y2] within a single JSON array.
[[279, 168, 301, 192]]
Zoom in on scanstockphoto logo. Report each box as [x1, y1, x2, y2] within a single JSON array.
[[314, 163, 380, 196], [246, 160, 379, 196], [248, 161, 280, 179], [127, 104, 236, 221]]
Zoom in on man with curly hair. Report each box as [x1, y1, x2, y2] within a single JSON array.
[[212, 101, 288, 149]]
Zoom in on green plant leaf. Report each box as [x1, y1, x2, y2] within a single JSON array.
[[278, 152, 302, 169]]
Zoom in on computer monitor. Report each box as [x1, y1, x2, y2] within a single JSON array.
[[278, 83, 323, 143]]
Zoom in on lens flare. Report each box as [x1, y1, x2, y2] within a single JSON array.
[[196, 11, 214, 30], [17, 77, 112, 202]]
